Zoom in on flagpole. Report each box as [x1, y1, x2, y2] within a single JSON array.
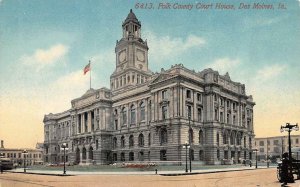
[[89, 60, 91, 89]]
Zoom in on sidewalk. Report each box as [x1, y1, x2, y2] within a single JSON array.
[[7, 166, 275, 176]]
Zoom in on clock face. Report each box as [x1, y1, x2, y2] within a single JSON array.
[[136, 50, 145, 62], [119, 51, 126, 63]]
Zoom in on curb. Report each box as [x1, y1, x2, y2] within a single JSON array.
[[159, 167, 272, 176], [5, 170, 74, 176]]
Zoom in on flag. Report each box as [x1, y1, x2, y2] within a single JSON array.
[[83, 62, 91, 75]]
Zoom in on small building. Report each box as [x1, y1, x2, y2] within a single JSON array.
[[255, 135, 300, 161], [0, 140, 43, 166]]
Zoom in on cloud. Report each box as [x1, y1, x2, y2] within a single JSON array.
[[20, 44, 69, 70], [143, 31, 205, 63], [255, 64, 287, 81], [206, 58, 240, 74]]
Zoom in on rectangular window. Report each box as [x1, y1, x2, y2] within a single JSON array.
[[197, 108, 202, 122], [162, 106, 168, 119], [259, 141, 264, 146], [162, 90, 167, 100], [187, 105, 192, 118], [197, 93, 202, 102], [273, 140, 279, 145], [296, 139, 299, 144], [186, 90, 191, 99]]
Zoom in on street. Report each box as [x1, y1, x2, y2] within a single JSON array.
[[0, 168, 294, 187]]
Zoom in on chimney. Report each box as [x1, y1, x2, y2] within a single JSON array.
[[1, 140, 4, 148]]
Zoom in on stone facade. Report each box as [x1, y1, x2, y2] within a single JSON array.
[[43, 10, 255, 165]]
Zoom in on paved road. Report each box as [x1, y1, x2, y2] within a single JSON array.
[[0, 168, 297, 187]]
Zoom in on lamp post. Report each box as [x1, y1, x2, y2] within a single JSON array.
[[183, 142, 190, 173], [61, 143, 69, 175], [188, 113, 192, 172], [22, 150, 28, 173], [280, 123, 299, 182]]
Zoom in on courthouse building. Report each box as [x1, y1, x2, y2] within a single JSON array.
[[43, 10, 255, 165]]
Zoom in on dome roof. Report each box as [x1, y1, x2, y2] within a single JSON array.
[[123, 9, 140, 26]]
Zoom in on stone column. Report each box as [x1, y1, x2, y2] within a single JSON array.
[[88, 111, 91, 132]]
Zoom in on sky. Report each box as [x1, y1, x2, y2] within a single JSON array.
[[0, 0, 299, 149]]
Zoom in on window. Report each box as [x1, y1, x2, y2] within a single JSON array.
[[197, 93, 202, 102], [148, 101, 152, 121], [233, 115, 236, 125], [259, 148, 264, 153], [148, 133, 151, 146], [82, 147, 87, 160], [217, 150, 220, 160], [230, 133, 235, 145], [113, 137, 117, 149], [259, 141, 264, 146], [189, 129, 194, 144], [160, 128, 167, 145], [96, 140, 99, 150], [273, 140, 279, 145], [227, 113, 230, 124], [220, 98, 224, 106], [139, 151, 144, 161], [224, 150, 228, 159], [217, 133, 220, 146], [244, 137, 246, 148], [160, 150, 167, 161], [187, 105, 192, 118], [197, 108, 202, 122], [220, 112, 224, 122], [296, 139, 299, 144], [190, 149, 194, 161], [121, 136, 125, 148], [129, 152, 134, 161], [199, 130, 204, 145], [199, 150, 204, 161], [113, 153, 117, 162], [122, 107, 127, 125], [129, 135, 134, 147], [138, 134, 144, 147], [227, 100, 230, 108], [162, 90, 167, 100], [130, 105, 136, 124], [121, 152, 125, 161], [215, 109, 218, 121], [162, 106, 168, 119], [186, 90, 191, 99], [140, 102, 145, 121], [233, 102, 236, 110], [214, 94, 217, 101]]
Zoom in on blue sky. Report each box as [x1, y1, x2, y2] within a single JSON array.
[[0, 0, 300, 148]]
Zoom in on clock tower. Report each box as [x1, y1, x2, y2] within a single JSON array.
[[111, 9, 152, 91]]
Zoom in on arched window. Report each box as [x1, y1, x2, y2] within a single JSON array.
[[89, 147, 93, 160], [148, 133, 151, 146], [138, 133, 144, 147], [160, 128, 167, 145], [113, 153, 117, 162], [113, 137, 117, 149], [130, 105, 136, 124], [129, 135, 134, 147], [223, 132, 228, 144], [189, 128, 194, 144], [140, 102, 145, 121], [199, 150, 204, 161], [160, 150, 167, 161], [122, 107, 127, 125], [82, 147, 86, 160], [121, 136, 125, 148], [121, 152, 125, 161], [230, 132, 235, 145], [199, 130, 204, 145], [129, 152, 134, 161]]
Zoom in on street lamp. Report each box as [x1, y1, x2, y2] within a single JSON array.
[[280, 123, 299, 182], [61, 143, 69, 175], [22, 150, 28, 173], [182, 141, 190, 173], [280, 123, 299, 161], [188, 112, 192, 172]]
